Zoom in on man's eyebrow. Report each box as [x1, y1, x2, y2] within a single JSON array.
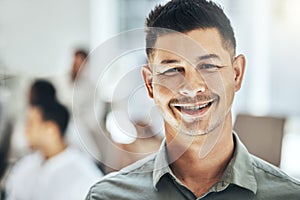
[[158, 54, 220, 64], [160, 59, 180, 64], [198, 54, 221, 61]]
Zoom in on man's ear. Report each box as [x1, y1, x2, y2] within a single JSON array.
[[142, 65, 154, 98], [233, 54, 246, 92]]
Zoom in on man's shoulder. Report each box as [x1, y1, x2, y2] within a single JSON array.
[[251, 155, 300, 194], [5, 153, 41, 191], [86, 153, 157, 199], [49, 148, 103, 181], [251, 155, 300, 184], [11, 152, 41, 172]]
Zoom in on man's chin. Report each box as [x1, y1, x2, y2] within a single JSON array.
[[177, 125, 209, 137], [177, 119, 222, 137]]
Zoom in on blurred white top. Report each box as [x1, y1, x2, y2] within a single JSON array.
[[5, 147, 103, 200]]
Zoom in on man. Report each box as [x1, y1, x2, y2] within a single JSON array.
[[86, 0, 300, 199], [5, 81, 103, 200]]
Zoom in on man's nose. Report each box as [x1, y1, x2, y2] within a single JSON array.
[[178, 69, 207, 97]]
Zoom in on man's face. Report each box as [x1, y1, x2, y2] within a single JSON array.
[[25, 107, 46, 149], [143, 28, 245, 137]]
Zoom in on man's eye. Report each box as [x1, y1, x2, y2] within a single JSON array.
[[162, 67, 184, 76], [198, 64, 221, 70]]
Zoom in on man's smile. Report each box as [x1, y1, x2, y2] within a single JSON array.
[[170, 98, 216, 118]]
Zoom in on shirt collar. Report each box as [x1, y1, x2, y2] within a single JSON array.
[[153, 138, 172, 190], [152, 133, 257, 194], [222, 132, 257, 193]]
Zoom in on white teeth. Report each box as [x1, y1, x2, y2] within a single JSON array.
[[181, 103, 209, 110]]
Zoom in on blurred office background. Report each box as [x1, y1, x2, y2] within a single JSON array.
[[0, 0, 300, 179]]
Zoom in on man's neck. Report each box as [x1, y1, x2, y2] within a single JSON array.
[[165, 114, 234, 197], [42, 140, 68, 160]]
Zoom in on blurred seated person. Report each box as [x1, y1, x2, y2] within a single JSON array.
[[5, 80, 103, 200], [8, 79, 57, 161]]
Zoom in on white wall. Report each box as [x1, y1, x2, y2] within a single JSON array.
[[0, 0, 90, 77]]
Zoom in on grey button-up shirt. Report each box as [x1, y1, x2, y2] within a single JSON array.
[[86, 133, 300, 199]]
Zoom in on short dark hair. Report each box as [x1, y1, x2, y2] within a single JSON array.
[[29, 79, 56, 106], [29, 79, 69, 136], [145, 0, 236, 58], [37, 102, 70, 136]]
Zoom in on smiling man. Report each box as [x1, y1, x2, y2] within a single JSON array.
[[86, 0, 300, 199]]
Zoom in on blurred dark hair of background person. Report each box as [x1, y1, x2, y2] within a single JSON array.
[[28, 79, 57, 106]]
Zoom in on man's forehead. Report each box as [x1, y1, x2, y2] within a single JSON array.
[[155, 33, 203, 51], [149, 28, 230, 63], [150, 43, 209, 64]]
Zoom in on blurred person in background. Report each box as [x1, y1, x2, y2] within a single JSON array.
[[71, 49, 88, 82], [5, 80, 103, 200], [7, 79, 58, 163], [86, 0, 300, 199], [52, 49, 107, 172]]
